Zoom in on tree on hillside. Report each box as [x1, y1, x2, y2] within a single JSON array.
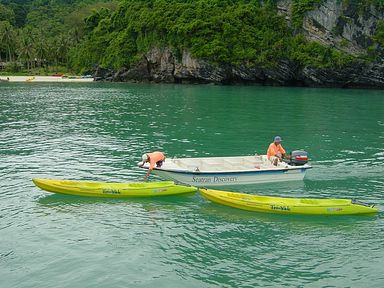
[[18, 35, 34, 70], [56, 34, 70, 66], [0, 21, 16, 62], [0, 0, 118, 73], [0, 3, 15, 25], [32, 29, 48, 68]]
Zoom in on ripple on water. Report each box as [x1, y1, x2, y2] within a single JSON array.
[[1, 84, 384, 287]]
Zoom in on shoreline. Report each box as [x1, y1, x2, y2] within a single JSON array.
[[2, 75, 383, 89], [0, 75, 94, 83]]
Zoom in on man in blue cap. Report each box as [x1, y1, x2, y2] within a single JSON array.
[[267, 136, 286, 166]]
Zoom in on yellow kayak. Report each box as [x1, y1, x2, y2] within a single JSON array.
[[200, 189, 378, 215], [33, 178, 197, 197]]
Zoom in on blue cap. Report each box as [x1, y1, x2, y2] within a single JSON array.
[[274, 136, 282, 142]]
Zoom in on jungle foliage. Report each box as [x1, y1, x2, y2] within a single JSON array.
[[0, 0, 117, 73], [0, 0, 383, 74], [71, 0, 359, 72]]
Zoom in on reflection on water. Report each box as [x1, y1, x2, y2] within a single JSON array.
[[37, 192, 197, 209]]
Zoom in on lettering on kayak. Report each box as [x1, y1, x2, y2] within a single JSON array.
[[192, 176, 238, 183], [271, 205, 290, 211], [102, 189, 121, 195], [326, 207, 343, 212], [153, 188, 167, 193]]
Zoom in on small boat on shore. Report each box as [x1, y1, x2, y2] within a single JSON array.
[[199, 189, 378, 215], [139, 152, 311, 187], [32, 178, 197, 197]]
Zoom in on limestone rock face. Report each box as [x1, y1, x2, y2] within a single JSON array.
[[358, 60, 384, 87], [301, 0, 382, 55], [117, 58, 150, 82], [94, 67, 114, 82], [263, 60, 299, 86], [145, 48, 175, 82], [174, 51, 229, 83], [103, 46, 384, 88], [276, 0, 293, 23]]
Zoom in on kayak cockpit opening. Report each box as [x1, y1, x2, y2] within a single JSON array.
[[351, 199, 376, 208]]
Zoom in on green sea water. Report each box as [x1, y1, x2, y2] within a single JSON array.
[[1, 83, 383, 287]]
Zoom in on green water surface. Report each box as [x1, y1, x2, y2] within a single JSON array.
[[1, 83, 383, 287]]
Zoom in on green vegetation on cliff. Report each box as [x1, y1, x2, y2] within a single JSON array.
[[71, 0, 291, 70], [1, 0, 383, 75], [291, 0, 322, 27], [71, 0, 359, 72]]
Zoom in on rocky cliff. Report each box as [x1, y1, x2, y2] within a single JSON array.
[[94, 0, 384, 88]]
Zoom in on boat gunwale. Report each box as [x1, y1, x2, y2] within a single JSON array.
[[143, 165, 312, 175]]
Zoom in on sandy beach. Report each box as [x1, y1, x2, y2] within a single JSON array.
[[0, 75, 94, 82]]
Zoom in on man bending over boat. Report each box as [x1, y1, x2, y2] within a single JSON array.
[[139, 151, 166, 181], [267, 136, 287, 166]]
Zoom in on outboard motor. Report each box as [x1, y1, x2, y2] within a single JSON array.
[[285, 150, 309, 166]]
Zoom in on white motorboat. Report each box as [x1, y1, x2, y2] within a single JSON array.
[[139, 151, 312, 187]]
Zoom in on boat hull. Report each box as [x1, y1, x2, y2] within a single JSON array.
[[32, 178, 197, 197], [200, 189, 378, 215], [142, 155, 311, 187], [152, 167, 308, 187]]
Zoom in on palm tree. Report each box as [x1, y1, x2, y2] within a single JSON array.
[[56, 34, 70, 66], [32, 29, 48, 69], [35, 39, 47, 68], [69, 27, 83, 45], [0, 22, 16, 62], [0, 37, 3, 63], [18, 36, 34, 71], [47, 39, 60, 72]]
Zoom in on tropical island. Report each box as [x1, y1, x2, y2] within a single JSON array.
[[1, 0, 384, 88]]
